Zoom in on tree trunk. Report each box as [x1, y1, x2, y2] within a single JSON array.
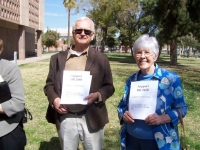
[[101, 27, 107, 53], [125, 46, 128, 53], [188, 46, 192, 57], [167, 45, 170, 55], [170, 39, 177, 65], [158, 46, 162, 59], [129, 45, 134, 57], [181, 45, 184, 55]]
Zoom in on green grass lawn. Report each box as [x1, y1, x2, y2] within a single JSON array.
[[20, 53, 200, 150]]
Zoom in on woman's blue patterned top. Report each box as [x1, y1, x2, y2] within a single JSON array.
[[118, 64, 188, 150]]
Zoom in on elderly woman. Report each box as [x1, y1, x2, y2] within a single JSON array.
[[0, 39, 26, 150], [118, 34, 188, 150]]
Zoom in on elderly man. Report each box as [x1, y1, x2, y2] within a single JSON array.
[[44, 17, 115, 150]]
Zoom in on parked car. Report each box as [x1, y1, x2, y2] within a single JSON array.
[[109, 47, 116, 51]]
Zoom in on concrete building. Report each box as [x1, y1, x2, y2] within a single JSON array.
[[0, 0, 44, 60]]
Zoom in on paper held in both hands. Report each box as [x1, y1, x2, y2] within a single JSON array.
[[60, 71, 92, 105], [128, 80, 158, 120]]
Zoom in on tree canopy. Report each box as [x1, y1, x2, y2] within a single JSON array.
[[63, 0, 76, 47], [73, 0, 200, 65], [42, 29, 60, 49]]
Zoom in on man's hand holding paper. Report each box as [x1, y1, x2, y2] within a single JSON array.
[[84, 92, 98, 105]]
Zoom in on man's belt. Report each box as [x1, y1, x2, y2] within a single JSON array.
[[68, 109, 87, 116]]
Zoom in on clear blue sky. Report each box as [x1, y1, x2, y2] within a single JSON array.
[[45, 0, 86, 29]]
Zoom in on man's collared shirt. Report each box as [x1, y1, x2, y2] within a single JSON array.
[[64, 49, 88, 112]]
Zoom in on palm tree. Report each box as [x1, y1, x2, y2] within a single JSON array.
[[63, 0, 76, 48]]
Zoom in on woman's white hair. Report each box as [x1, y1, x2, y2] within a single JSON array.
[[72, 16, 95, 33], [132, 34, 159, 57]]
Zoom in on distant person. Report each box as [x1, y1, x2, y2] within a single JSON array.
[[118, 34, 188, 150], [0, 39, 26, 150], [44, 17, 115, 150]]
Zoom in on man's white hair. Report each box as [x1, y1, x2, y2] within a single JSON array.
[[72, 16, 95, 33]]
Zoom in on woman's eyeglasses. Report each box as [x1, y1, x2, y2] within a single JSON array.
[[73, 29, 92, 35], [135, 51, 153, 57]]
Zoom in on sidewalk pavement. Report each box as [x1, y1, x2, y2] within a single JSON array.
[[10, 53, 57, 65]]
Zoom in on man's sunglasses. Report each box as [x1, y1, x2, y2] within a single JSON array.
[[73, 29, 92, 35]]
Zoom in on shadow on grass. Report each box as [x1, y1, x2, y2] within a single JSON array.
[[107, 53, 171, 64], [107, 53, 135, 64], [39, 132, 120, 150], [39, 137, 61, 150]]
